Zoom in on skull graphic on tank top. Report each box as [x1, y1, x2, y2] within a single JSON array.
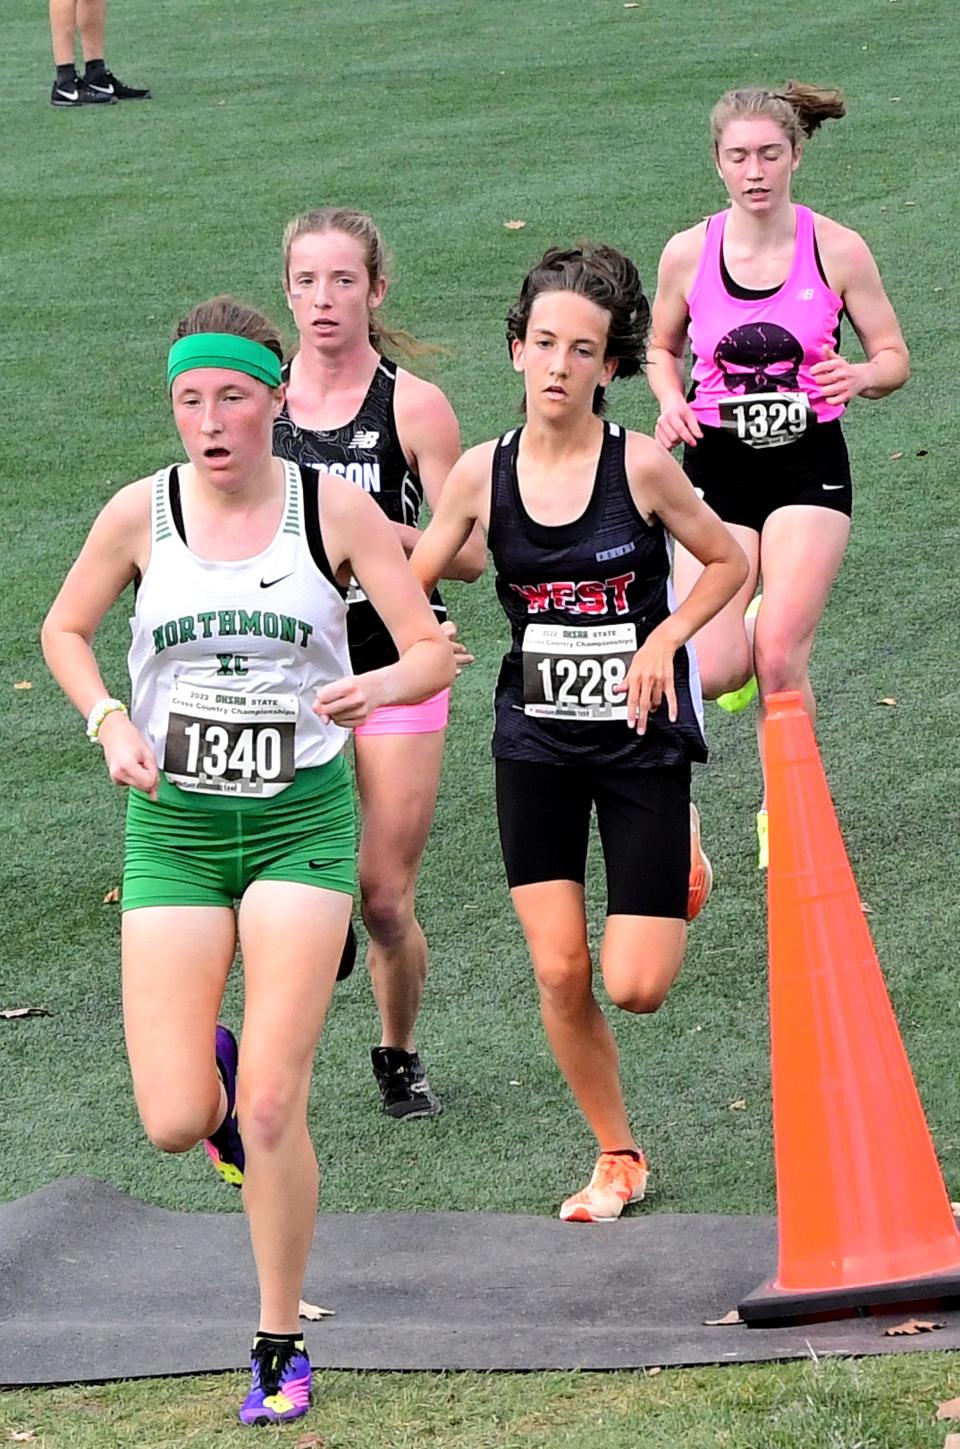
[[714, 322, 803, 393]]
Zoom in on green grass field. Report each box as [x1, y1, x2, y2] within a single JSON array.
[[3, 0, 960, 1442]]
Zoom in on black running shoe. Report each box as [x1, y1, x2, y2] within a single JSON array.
[[84, 71, 151, 101], [51, 77, 116, 106], [337, 921, 356, 982], [371, 1047, 442, 1119]]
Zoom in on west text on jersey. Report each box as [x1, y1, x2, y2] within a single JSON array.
[[510, 574, 636, 617]]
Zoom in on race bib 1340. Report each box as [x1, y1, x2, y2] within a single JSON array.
[[163, 682, 297, 797]]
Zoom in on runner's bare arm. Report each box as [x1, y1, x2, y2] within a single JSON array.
[[408, 443, 494, 595], [42, 480, 159, 794], [646, 228, 705, 449], [394, 370, 486, 579], [42, 482, 150, 717], [812, 223, 910, 403], [316, 475, 454, 721], [628, 432, 748, 643]]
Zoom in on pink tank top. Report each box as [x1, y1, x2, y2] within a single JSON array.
[[687, 205, 844, 447]]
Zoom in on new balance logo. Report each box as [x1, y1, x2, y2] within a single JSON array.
[[349, 430, 379, 449]]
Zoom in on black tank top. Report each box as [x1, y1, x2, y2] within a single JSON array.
[[272, 355, 446, 673], [488, 422, 707, 769]]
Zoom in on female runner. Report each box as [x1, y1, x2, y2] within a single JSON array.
[[42, 297, 453, 1424], [411, 246, 747, 1221], [646, 84, 909, 864], [273, 208, 484, 1117]]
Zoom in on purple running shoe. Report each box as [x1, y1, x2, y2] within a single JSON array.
[[239, 1336, 312, 1426], [203, 1024, 244, 1187]]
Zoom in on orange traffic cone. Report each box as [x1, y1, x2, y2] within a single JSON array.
[[739, 690, 960, 1325]]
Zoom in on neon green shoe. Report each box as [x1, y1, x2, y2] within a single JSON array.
[[716, 675, 758, 714], [756, 809, 769, 871], [716, 595, 761, 713]]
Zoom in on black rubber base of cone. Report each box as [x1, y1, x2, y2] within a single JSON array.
[[739, 1268, 960, 1327]]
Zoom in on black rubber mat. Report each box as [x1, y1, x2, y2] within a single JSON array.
[[2, 1178, 959, 1385]]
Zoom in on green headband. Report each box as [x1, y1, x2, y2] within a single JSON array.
[[167, 332, 282, 390]]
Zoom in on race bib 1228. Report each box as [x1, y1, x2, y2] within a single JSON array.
[[522, 622, 637, 721]]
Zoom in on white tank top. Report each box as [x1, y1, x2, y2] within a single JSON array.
[[128, 460, 350, 798]]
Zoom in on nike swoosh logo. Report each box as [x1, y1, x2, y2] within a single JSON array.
[[57, 89, 80, 100], [308, 860, 329, 870], [88, 83, 115, 95], [260, 572, 294, 588], [822, 484, 845, 491]]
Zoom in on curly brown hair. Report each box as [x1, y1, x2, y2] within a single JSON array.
[[506, 244, 650, 415]]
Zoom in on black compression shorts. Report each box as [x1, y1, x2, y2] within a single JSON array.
[[495, 758, 691, 919], [682, 419, 851, 533]]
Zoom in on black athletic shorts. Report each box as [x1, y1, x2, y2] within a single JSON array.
[[683, 420, 852, 533], [495, 758, 691, 919]]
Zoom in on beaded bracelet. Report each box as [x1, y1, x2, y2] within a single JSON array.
[[86, 697, 128, 744]]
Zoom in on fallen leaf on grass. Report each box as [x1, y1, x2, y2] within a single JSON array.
[[728, 1099, 747, 1111], [884, 1317, 942, 1336], [102, 887, 120, 904], [503, 219, 526, 230], [889, 96, 902, 102], [624, 3, 640, 7], [508, 1079, 522, 1086], [704, 1309, 742, 1326], [13, 682, 32, 691], [295, 1435, 327, 1448], [0, 1007, 51, 1020], [904, 201, 917, 207], [876, 697, 897, 707], [8, 1432, 38, 1443], [952, 1202, 960, 1216], [945, 1436, 960, 1449], [936, 1397, 960, 1419], [889, 451, 904, 459], [299, 1299, 335, 1320]]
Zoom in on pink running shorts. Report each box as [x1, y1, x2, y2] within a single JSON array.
[[354, 688, 450, 738]]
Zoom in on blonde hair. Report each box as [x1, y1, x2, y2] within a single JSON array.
[[281, 207, 434, 359], [711, 81, 846, 151]]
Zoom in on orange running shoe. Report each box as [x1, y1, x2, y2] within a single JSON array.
[[687, 803, 713, 922], [559, 1150, 649, 1223]]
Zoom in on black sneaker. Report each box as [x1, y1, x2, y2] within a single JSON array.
[[371, 1047, 442, 1119], [51, 77, 116, 106], [84, 71, 151, 101]]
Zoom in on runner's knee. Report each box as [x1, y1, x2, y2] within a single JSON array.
[[360, 882, 416, 946], [604, 975, 671, 1015], [755, 628, 810, 695], [699, 638, 753, 699], [139, 1102, 211, 1155], [531, 948, 593, 1010], [237, 1079, 302, 1154]]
